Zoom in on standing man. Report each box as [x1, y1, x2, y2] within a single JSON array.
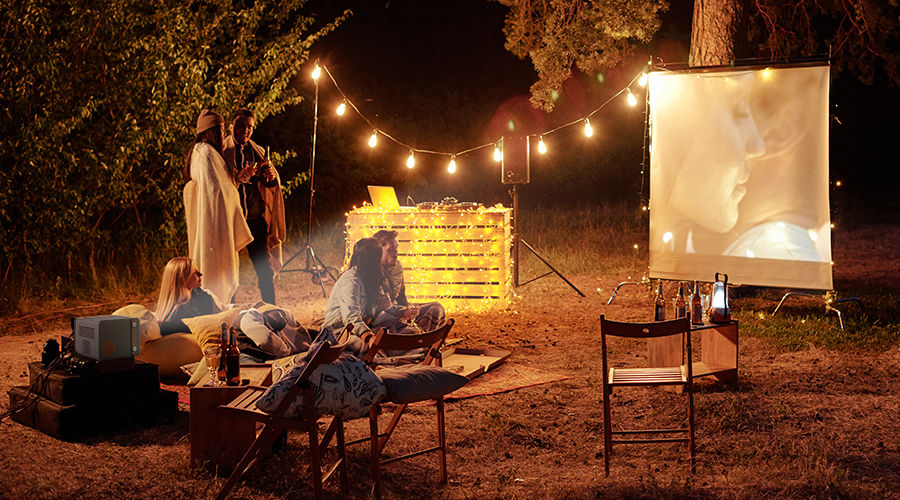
[[371, 229, 446, 332], [223, 108, 286, 305]]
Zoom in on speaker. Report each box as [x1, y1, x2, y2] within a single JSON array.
[[501, 136, 530, 184]]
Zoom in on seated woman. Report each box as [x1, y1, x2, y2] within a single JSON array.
[[137, 256, 219, 375]]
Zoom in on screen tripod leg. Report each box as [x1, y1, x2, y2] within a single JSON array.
[[518, 238, 585, 297]]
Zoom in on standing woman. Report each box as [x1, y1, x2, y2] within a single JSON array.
[[183, 109, 252, 304]]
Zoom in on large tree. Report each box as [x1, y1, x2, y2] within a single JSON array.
[[495, 0, 900, 108], [0, 0, 347, 297]]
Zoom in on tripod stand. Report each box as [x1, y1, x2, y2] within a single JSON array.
[[509, 183, 585, 296], [277, 64, 337, 297]]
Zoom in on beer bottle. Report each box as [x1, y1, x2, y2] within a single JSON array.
[[217, 323, 228, 382], [654, 281, 666, 321], [675, 282, 687, 318], [225, 327, 241, 386], [691, 282, 704, 325]]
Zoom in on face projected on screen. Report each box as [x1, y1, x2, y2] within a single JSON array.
[[670, 75, 765, 233]]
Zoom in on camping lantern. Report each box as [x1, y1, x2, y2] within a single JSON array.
[[710, 272, 731, 323]]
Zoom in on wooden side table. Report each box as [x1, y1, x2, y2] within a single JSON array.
[[648, 321, 738, 382], [190, 364, 273, 473]]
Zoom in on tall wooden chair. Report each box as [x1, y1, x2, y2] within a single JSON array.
[[362, 319, 456, 498], [215, 327, 351, 500], [600, 314, 696, 476]]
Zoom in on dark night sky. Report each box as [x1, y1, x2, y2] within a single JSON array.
[[260, 0, 898, 222]]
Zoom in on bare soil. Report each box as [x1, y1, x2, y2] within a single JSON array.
[[1, 224, 898, 499]]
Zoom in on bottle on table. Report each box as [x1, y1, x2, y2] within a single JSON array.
[[217, 323, 228, 382], [675, 282, 687, 318], [654, 281, 666, 321], [691, 281, 704, 325], [225, 327, 241, 386]]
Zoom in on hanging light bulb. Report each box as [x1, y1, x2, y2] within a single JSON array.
[[406, 150, 415, 168], [583, 118, 593, 138], [537, 136, 547, 155], [311, 65, 321, 80], [336, 101, 346, 116], [368, 130, 377, 148], [448, 155, 457, 174], [493, 143, 503, 162], [626, 89, 638, 107], [638, 72, 648, 87]]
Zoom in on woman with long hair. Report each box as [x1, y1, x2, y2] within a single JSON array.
[[323, 238, 387, 354], [155, 256, 221, 324], [183, 109, 252, 304]]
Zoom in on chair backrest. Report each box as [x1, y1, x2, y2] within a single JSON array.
[[363, 319, 455, 365], [600, 315, 690, 339], [291, 324, 352, 388]]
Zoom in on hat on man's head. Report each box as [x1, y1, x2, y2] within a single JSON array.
[[196, 109, 224, 135]]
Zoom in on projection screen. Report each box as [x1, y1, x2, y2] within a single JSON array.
[[648, 65, 832, 290]]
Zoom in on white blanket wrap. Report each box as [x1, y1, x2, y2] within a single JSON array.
[[183, 142, 253, 303]]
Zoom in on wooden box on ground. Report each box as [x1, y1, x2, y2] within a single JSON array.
[[7, 360, 178, 440]]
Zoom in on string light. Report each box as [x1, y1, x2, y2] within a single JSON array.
[[493, 142, 503, 162], [537, 136, 547, 155], [336, 101, 347, 116], [448, 155, 457, 174], [311, 65, 321, 80], [638, 72, 648, 87], [406, 150, 415, 168], [368, 130, 378, 148], [626, 89, 638, 107], [583, 118, 593, 138]]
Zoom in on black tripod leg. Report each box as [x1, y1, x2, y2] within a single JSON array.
[[519, 238, 585, 297], [306, 245, 327, 297]]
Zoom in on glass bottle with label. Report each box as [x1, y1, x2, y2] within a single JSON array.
[[654, 281, 666, 321], [225, 327, 241, 386], [691, 282, 704, 325], [675, 282, 687, 318], [217, 323, 228, 382]]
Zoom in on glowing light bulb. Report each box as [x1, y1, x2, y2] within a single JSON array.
[[368, 130, 377, 148], [493, 144, 503, 162], [583, 118, 593, 138], [448, 156, 457, 174], [336, 101, 346, 116], [537, 136, 547, 155], [406, 150, 415, 168], [762, 68, 772, 80], [638, 72, 648, 87], [626, 89, 638, 107], [311, 65, 321, 80]]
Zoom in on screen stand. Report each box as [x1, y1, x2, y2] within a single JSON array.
[[771, 290, 864, 331]]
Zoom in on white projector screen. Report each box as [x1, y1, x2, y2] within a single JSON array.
[[648, 65, 832, 289]]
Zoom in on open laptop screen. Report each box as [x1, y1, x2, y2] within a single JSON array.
[[367, 185, 401, 209]]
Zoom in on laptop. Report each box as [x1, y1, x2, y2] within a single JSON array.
[[367, 185, 401, 209]]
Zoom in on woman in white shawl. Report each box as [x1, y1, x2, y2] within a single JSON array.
[[183, 109, 252, 303]]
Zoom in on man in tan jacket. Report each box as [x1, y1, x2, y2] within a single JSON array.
[[223, 108, 286, 305]]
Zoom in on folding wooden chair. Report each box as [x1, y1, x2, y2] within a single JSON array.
[[600, 314, 696, 476], [362, 318, 456, 499], [215, 327, 351, 500]]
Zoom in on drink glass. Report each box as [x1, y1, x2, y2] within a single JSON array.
[[204, 346, 221, 387], [700, 295, 711, 323]]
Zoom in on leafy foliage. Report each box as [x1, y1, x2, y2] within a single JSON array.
[[491, 0, 668, 110], [0, 0, 347, 303]]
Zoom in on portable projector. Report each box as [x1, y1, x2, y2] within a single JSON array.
[[74, 315, 140, 361]]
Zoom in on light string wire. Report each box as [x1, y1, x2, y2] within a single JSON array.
[[317, 64, 647, 164]]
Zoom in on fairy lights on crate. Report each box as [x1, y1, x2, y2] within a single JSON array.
[[344, 204, 513, 313]]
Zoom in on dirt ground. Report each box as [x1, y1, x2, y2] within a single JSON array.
[[1, 225, 899, 499]]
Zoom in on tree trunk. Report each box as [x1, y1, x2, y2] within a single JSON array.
[[690, 0, 746, 67]]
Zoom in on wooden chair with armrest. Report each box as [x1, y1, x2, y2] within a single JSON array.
[[215, 325, 352, 500], [600, 314, 696, 476], [362, 318, 457, 499]]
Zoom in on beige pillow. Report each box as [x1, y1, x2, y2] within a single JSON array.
[[111, 304, 160, 347], [181, 308, 242, 352]]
